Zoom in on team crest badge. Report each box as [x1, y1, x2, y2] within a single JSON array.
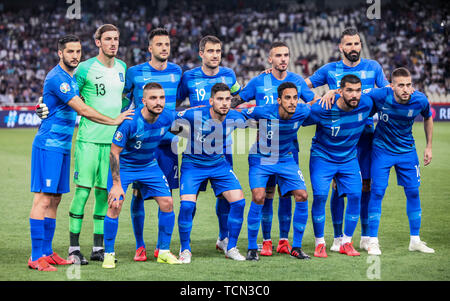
[[60, 82, 71, 94], [247, 107, 255, 114], [358, 113, 363, 121], [177, 111, 186, 117], [407, 109, 413, 117], [115, 131, 123, 142], [119, 73, 124, 82]]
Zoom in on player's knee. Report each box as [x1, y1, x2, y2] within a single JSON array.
[[293, 190, 308, 202], [252, 190, 266, 205], [158, 197, 174, 212]]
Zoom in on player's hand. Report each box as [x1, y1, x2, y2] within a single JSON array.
[[113, 109, 135, 125], [260, 68, 272, 75], [424, 147, 432, 166], [319, 90, 337, 110], [35, 97, 49, 119], [108, 185, 125, 209]]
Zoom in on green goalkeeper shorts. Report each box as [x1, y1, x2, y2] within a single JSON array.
[[73, 140, 111, 189]]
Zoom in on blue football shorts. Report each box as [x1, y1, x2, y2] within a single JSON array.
[[310, 155, 362, 196]]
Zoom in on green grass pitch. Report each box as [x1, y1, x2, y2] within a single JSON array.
[[0, 123, 449, 281]]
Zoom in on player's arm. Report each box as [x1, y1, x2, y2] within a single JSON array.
[[122, 92, 132, 111], [423, 116, 433, 166], [68, 95, 134, 125], [108, 143, 125, 208]]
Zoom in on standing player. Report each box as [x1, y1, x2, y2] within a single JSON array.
[[177, 35, 242, 252], [176, 83, 247, 263], [122, 28, 182, 261], [102, 82, 181, 268], [305, 74, 375, 258], [305, 28, 389, 251], [237, 41, 317, 256], [28, 35, 133, 271], [66, 24, 127, 265], [242, 82, 312, 261], [365, 67, 434, 255]]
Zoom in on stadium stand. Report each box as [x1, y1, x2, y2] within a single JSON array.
[[0, 0, 448, 104]]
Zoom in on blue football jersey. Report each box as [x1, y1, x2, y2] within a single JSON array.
[[175, 106, 246, 165], [177, 66, 241, 107], [240, 71, 315, 106], [112, 109, 175, 169], [241, 103, 311, 162], [123, 61, 182, 111], [32, 64, 79, 154], [367, 87, 432, 154], [306, 94, 375, 162], [308, 58, 389, 134]]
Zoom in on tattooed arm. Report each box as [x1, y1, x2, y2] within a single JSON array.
[[108, 143, 125, 209]]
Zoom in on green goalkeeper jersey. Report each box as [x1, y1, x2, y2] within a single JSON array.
[[75, 56, 127, 144]]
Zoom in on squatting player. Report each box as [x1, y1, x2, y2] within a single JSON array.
[[67, 24, 127, 264], [103, 82, 181, 268], [305, 74, 375, 258], [305, 27, 389, 252], [236, 41, 317, 256], [28, 35, 132, 271], [177, 35, 242, 253], [176, 83, 247, 263], [242, 82, 312, 261], [365, 67, 434, 255], [122, 28, 182, 261]]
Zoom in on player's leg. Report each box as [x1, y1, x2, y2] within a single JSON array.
[[215, 154, 233, 250], [309, 156, 335, 258], [261, 183, 275, 256], [177, 162, 204, 262], [68, 141, 98, 263], [91, 187, 108, 260], [276, 158, 310, 259], [246, 187, 266, 261], [29, 147, 72, 270], [276, 151, 299, 253], [130, 185, 147, 258], [329, 179, 344, 249], [367, 147, 392, 255], [90, 144, 112, 261], [335, 159, 363, 256], [395, 152, 434, 253], [29, 192, 58, 271], [154, 144, 179, 254], [357, 133, 373, 250], [211, 162, 246, 261], [102, 169, 130, 268], [246, 160, 271, 259]]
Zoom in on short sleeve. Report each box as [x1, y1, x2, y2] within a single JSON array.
[[177, 73, 189, 101], [123, 68, 134, 95], [50, 74, 78, 104], [229, 70, 242, 95], [239, 77, 257, 102], [112, 119, 132, 148], [420, 95, 432, 118], [303, 102, 321, 126], [299, 78, 315, 103]]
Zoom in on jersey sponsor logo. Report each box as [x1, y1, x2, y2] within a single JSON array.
[[60, 82, 71, 94], [96, 76, 103, 79], [119, 73, 124, 82], [332, 119, 340, 123], [114, 131, 123, 141], [143, 77, 151, 81], [195, 81, 205, 86], [264, 88, 272, 92]]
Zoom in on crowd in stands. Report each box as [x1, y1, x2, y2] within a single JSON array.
[[0, 0, 448, 104]]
